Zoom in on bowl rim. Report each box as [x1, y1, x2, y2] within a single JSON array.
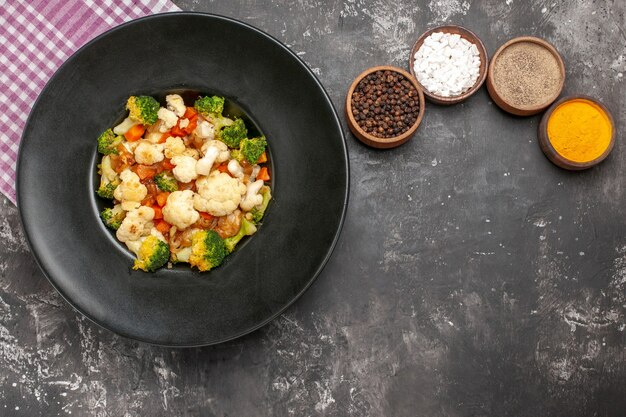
[[408, 24, 489, 105], [16, 11, 350, 347], [538, 95, 615, 170], [345, 65, 425, 149], [487, 36, 566, 116]]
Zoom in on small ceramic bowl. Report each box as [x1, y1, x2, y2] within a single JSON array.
[[345, 65, 425, 149], [408, 25, 488, 105], [487, 36, 565, 116], [538, 95, 615, 170]]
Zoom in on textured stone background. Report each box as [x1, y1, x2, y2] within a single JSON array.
[[1, 0, 625, 416]]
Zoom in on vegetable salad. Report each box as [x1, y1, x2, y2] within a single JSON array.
[[97, 94, 271, 272]]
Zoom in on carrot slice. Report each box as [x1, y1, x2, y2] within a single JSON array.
[[141, 195, 156, 207], [133, 164, 157, 180], [162, 159, 175, 171], [155, 220, 171, 234], [152, 206, 163, 220], [183, 107, 197, 119], [159, 132, 171, 143], [216, 163, 230, 174], [183, 114, 198, 135], [257, 151, 268, 163], [124, 124, 145, 141], [156, 191, 170, 207], [178, 181, 196, 191], [170, 124, 186, 137], [257, 167, 270, 181], [199, 212, 214, 221]]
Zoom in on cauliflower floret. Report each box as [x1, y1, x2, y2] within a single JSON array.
[[164, 138, 200, 160], [240, 180, 264, 211], [116, 206, 155, 243], [125, 239, 142, 255], [100, 155, 118, 182], [144, 132, 164, 144], [196, 140, 231, 176], [182, 148, 200, 160], [150, 228, 167, 242], [201, 140, 230, 162], [162, 190, 200, 230], [249, 164, 261, 182], [227, 159, 244, 179], [121, 201, 140, 211], [157, 107, 178, 132], [194, 120, 215, 140], [134, 141, 164, 165], [125, 227, 166, 255], [113, 169, 147, 204], [164, 136, 185, 159], [122, 141, 140, 153], [150, 227, 167, 243], [166, 94, 186, 117], [113, 116, 139, 136], [194, 171, 247, 216], [171, 155, 198, 183], [196, 147, 219, 176], [179, 118, 189, 129], [172, 246, 192, 263]]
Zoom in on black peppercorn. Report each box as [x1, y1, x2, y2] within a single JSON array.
[[351, 70, 420, 138]]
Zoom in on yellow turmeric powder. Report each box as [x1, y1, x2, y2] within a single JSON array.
[[547, 99, 612, 163]]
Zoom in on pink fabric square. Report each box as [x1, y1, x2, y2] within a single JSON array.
[[0, 0, 180, 205]]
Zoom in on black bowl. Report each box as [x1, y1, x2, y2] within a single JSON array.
[[17, 13, 349, 346]]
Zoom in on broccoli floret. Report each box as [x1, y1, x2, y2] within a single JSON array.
[[100, 205, 125, 230], [212, 116, 235, 141], [97, 129, 123, 155], [232, 136, 267, 164], [223, 218, 257, 253], [133, 236, 170, 272], [249, 186, 272, 224], [96, 179, 120, 199], [189, 230, 226, 271], [194, 95, 225, 117], [127, 95, 159, 125], [154, 172, 178, 192], [219, 118, 248, 148]]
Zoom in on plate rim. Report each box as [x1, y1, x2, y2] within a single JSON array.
[[16, 11, 350, 347]]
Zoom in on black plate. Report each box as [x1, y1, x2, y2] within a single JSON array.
[[17, 13, 348, 347]]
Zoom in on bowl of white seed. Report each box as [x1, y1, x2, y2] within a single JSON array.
[[409, 25, 488, 105]]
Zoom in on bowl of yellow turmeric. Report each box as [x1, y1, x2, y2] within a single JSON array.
[[538, 96, 615, 170]]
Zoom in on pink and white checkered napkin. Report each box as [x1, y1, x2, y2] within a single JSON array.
[[0, 0, 180, 205]]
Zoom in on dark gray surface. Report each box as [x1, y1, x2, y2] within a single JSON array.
[[1, 0, 624, 416]]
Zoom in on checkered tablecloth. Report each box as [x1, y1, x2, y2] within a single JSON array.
[[0, 0, 180, 205]]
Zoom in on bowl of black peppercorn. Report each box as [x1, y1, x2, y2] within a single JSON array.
[[346, 66, 425, 148]]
